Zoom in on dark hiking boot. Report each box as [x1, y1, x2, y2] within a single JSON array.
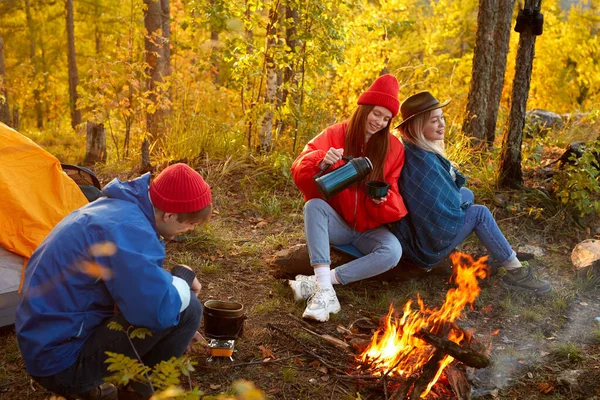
[[501, 266, 552, 294], [67, 383, 118, 400]]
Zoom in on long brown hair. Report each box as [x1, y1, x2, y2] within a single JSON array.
[[344, 105, 390, 181]]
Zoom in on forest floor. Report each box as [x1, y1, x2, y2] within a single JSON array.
[[1, 148, 600, 400]]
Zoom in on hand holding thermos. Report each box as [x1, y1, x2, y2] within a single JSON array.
[[319, 147, 344, 170]]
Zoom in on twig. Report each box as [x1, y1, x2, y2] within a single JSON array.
[[230, 354, 300, 367], [299, 326, 350, 349], [379, 347, 416, 384], [330, 374, 382, 380], [267, 323, 350, 375], [383, 374, 388, 400]]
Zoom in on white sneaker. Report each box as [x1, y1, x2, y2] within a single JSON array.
[[302, 288, 341, 322], [295, 274, 317, 283], [288, 278, 317, 301]]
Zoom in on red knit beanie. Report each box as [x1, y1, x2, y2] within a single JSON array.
[[357, 74, 400, 117], [149, 163, 212, 213]]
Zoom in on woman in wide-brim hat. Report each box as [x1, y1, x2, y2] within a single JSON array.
[[289, 74, 409, 322], [388, 91, 552, 294]]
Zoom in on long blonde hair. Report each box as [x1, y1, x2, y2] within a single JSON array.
[[398, 110, 445, 157]]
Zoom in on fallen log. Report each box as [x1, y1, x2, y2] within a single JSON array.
[[414, 329, 489, 369], [269, 244, 454, 280]]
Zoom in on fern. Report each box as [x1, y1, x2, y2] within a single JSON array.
[[104, 352, 151, 386]]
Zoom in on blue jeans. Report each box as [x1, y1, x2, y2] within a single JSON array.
[[304, 199, 402, 284], [448, 188, 516, 264], [34, 296, 203, 397]]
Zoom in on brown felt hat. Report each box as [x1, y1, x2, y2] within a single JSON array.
[[395, 91, 451, 129]]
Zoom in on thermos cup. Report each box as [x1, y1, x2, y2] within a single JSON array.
[[314, 156, 373, 200]]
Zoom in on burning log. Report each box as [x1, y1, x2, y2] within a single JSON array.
[[389, 350, 445, 400], [414, 329, 489, 369], [411, 349, 447, 399]]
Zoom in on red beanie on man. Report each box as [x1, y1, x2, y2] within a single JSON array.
[[149, 163, 212, 213], [357, 74, 400, 117]]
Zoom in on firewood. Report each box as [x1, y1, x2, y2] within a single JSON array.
[[299, 327, 350, 349], [446, 365, 471, 400], [411, 349, 446, 399], [415, 329, 489, 369]]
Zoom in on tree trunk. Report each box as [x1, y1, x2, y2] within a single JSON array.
[[259, 3, 280, 152], [94, 0, 101, 55], [0, 34, 10, 126], [485, 0, 516, 146], [244, 0, 254, 148], [462, 0, 498, 145], [280, 6, 298, 105], [65, 0, 81, 129], [84, 121, 107, 165], [143, 0, 170, 143], [141, 138, 151, 172], [498, 0, 540, 188], [25, 0, 43, 129]]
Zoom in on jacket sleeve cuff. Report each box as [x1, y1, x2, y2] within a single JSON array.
[[171, 265, 196, 287]]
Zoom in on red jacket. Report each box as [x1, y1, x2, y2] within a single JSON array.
[[291, 121, 407, 232]]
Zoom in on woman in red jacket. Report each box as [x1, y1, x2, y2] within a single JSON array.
[[290, 74, 408, 322]]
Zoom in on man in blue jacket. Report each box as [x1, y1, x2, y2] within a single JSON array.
[[16, 163, 212, 400]]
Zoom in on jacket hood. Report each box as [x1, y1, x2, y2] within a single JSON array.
[[102, 173, 156, 226]]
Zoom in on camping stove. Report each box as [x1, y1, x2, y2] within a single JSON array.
[[203, 299, 245, 362], [207, 339, 236, 362]]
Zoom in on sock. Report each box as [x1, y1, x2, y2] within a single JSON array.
[[330, 269, 340, 285], [502, 257, 522, 271], [314, 266, 333, 290]]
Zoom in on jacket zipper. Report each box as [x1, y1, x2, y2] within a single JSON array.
[[353, 186, 358, 230]]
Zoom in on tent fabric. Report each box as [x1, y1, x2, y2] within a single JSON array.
[[0, 123, 88, 289]]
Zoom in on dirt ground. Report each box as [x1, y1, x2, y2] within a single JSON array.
[[1, 155, 600, 400]]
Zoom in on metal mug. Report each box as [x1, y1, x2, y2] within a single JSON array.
[[366, 180, 391, 199]]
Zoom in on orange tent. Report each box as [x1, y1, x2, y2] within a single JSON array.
[[0, 123, 88, 259]]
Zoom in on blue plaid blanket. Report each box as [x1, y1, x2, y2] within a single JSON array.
[[389, 142, 467, 269]]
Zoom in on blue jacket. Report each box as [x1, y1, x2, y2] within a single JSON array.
[[16, 174, 185, 377], [389, 142, 467, 269]]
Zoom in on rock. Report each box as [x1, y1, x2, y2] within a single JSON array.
[[517, 245, 544, 258], [525, 109, 564, 137], [571, 239, 600, 270], [556, 370, 583, 389]]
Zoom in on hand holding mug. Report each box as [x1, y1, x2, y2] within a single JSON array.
[[366, 180, 391, 203]]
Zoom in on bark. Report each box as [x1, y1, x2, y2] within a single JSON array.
[[259, 3, 280, 152], [462, 0, 498, 144], [485, 0, 516, 145], [498, 0, 540, 188], [143, 0, 170, 142], [280, 6, 298, 105], [94, 0, 101, 55], [244, 0, 254, 148], [414, 329, 490, 368], [0, 34, 10, 126], [65, 0, 81, 129], [209, 0, 220, 83], [84, 121, 107, 165], [25, 0, 43, 129], [141, 138, 151, 172]]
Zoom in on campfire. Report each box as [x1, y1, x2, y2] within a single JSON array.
[[359, 252, 491, 399]]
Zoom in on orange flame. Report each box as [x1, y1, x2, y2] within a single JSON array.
[[359, 252, 489, 398]]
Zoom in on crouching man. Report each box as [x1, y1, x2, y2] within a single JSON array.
[[16, 163, 212, 400]]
